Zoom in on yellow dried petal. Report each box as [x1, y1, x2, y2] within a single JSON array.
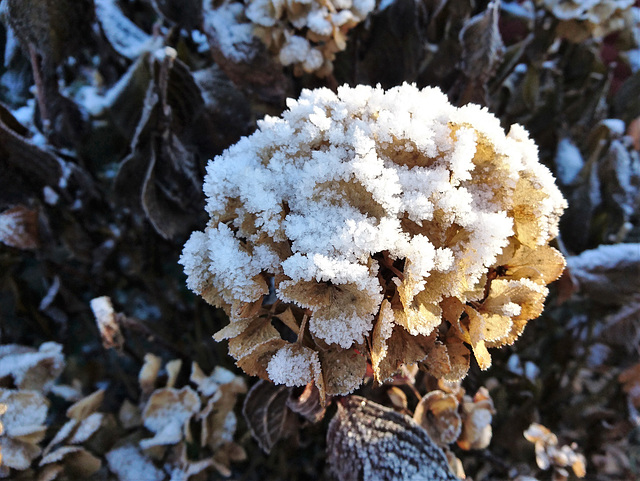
[[66, 389, 104, 421], [511, 175, 551, 247], [413, 391, 462, 445], [503, 244, 566, 285], [139, 354, 162, 396]]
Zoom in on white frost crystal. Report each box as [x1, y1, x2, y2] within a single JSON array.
[[181, 84, 567, 396]]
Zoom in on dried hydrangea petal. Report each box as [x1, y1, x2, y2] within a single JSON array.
[[181, 83, 566, 392]]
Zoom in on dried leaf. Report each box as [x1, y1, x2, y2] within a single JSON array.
[[66, 389, 104, 421], [326, 396, 458, 481], [387, 387, 408, 412], [90, 296, 124, 351], [141, 387, 200, 448], [40, 446, 101, 477], [602, 302, 640, 352], [500, 244, 566, 286], [242, 380, 297, 454], [413, 391, 462, 446], [619, 363, 640, 408], [458, 1, 505, 104], [370, 301, 433, 383], [118, 399, 142, 430], [318, 347, 366, 397], [0, 205, 39, 249], [457, 387, 494, 450], [286, 383, 326, 424], [165, 359, 182, 389], [4, 0, 92, 64], [139, 354, 162, 396]]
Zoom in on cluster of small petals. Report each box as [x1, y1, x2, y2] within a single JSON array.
[[244, 0, 375, 75], [181, 83, 566, 396], [537, 0, 635, 39]]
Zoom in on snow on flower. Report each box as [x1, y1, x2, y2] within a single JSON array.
[[181, 83, 567, 398], [207, 0, 375, 76]]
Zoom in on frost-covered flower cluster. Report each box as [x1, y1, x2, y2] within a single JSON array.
[[247, 0, 374, 75], [181, 83, 566, 398], [210, 0, 375, 76], [537, 0, 636, 40]]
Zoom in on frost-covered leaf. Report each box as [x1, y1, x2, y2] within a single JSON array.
[[555, 138, 585, 186], [0, 342, 64, 392], [0, 389, 49, 470], [39, 445, 101, 478], [567, 243, 640, 305], [68, 412, 104, 444], [327, 396, 458, 481], [457, 388, 494, 450], [0, 205, 39, 249], [94, 0, 155, 59], [141, 387, 200, 448], [113, 48, 206, 240], [242, 380, 297, 454]]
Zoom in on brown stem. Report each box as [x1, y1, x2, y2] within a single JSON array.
[[27, 44, 50, 130]]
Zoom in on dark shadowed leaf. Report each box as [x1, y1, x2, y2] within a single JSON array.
[[242, 380, 298, 454], [113, 50, 206, 239], [458, 0, 504, 78], [4, 0, 93, 64], [150, 0, 202, 29], [0, 104, 96, 205], [326, 396, 458, 481], [602, 303, 640, 354], [457, 0, 504, 105], [567, 243, 640, 306]]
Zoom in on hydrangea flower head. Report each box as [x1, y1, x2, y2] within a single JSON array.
[[180, 84, 566, 398]]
